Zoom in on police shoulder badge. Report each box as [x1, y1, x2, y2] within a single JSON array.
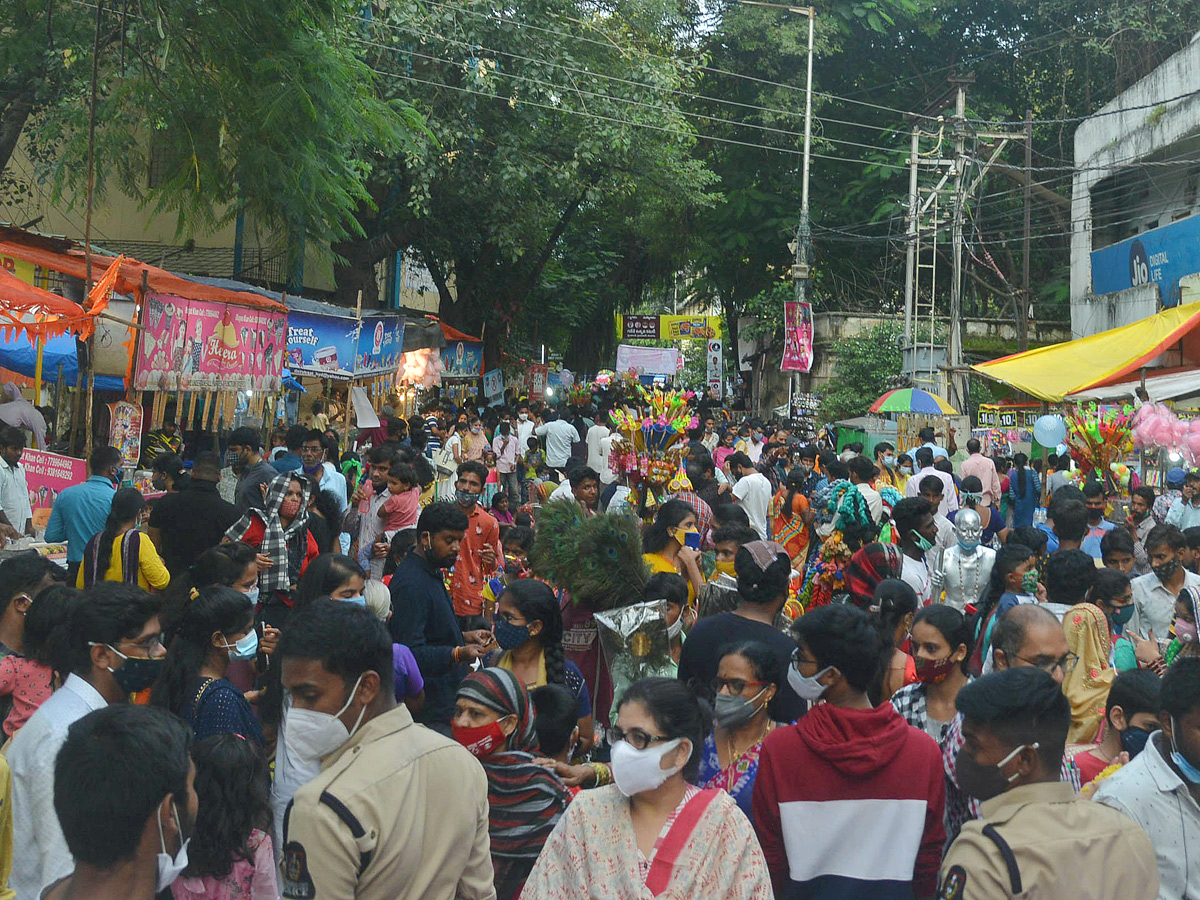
[[939, 864, 967, 900], [282, 841, 316, 899]]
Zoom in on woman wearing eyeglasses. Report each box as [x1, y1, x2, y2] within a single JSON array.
[[696, 642, 781, 823], [523, 677, 772, 900]]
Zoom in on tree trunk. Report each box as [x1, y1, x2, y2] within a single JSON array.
[[0, 92, 35, 178]]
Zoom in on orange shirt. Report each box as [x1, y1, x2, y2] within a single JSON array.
[[450, 505, 502, 617]]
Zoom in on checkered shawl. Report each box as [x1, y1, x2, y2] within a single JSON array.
[[224, 473, 312, 593]]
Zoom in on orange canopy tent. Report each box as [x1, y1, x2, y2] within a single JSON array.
[[0, 228, 285, 313], [0, 256, 120, 343]]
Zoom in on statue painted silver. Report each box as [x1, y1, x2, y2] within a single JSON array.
[[932, 508, 995, 611]]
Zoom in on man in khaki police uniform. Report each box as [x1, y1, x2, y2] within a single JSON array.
[[939, 666, 1158, 900], [279, 600, 496, 900]]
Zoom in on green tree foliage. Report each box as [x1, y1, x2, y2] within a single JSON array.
[[333, 0, 715, 372], [819, 321, 903, 421], [2, 0, 424, 255]]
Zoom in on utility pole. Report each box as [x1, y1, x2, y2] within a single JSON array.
[[790, 5, 816, 417], [902, 124, 920, 349], [946, 79, 971, 415], [1019, 109, 1032, 352]]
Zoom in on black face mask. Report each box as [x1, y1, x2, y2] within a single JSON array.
[[956, 744, 1028, 802], [1153, 559, 1180, 583]]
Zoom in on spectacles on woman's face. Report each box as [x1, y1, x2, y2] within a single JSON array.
[[711, 677, 768, 695], [610, 725, 673, 751]]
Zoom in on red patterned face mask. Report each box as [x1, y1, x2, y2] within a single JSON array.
[[914, 655, 957, 684], [453, 720, 506, 757], [279, 498, 301, 518]]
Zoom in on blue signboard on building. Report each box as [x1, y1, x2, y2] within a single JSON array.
[[287, 310, 404, 379], [1091, 213, 1200, 308]]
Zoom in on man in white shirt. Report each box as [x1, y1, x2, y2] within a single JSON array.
[[700, 413, 719, 453], [0, 425, 33, 544], [904, 447, 958, 516], [746, 424, 767, 464], [729, 451, 772, 539], [585, 412, 613, 484], [9, 583, 164, 900], [893, 496, 938, 606], [1094, 658, 1200, 900], [1130, 524, 1200, 638], [535, 410, 579, 474], [515, 401, 536, 449]]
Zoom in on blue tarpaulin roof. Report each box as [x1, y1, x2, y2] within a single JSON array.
[[0, 331, 124, 390]]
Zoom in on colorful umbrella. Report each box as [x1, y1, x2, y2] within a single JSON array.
[[869, 388, 958, 415]]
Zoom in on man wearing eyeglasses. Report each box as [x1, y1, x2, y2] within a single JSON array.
[[941, 604, 1081, 847], [9, 583, 163, 900]]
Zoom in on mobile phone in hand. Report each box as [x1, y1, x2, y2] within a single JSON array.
[[685, 531, 701, 551]]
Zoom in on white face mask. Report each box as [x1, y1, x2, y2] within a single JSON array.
[[282, 673, 366, 768], [519, 413, 529, 421], [156, 802, 190, 892], [787, 664, 834, 702], [667, 617, 684, 640], [610, 737, 684, 797]]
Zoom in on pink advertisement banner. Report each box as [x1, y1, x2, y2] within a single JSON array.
[[780, 300, 814, 373], [134, 292, 286, 392], [23, 450, 88, 530]]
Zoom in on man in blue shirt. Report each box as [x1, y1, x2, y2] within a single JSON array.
[[1081, 480, 1117, 559], [270, 423, 307, 474], [388, 502, 491, 734], [44, 445, 121, 584], [906, 425, 951, 463]]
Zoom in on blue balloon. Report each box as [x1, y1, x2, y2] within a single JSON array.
[[1033, 415, 1066, 447]]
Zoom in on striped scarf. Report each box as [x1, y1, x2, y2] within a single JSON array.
[[224, 473, 311, 594], [456, 668, 569, 859]]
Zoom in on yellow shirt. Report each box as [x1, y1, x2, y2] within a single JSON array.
[[75, 530, 171, 591], [643, 551, 696, 605]]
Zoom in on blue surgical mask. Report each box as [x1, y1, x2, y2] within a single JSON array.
[[911, 530, 934, 553], [341, 594, 367, 607], [1170, 717, 1200, 784], [243, 586, 260, 607], [883, 455, 896, 467], [222, 630, 259, 661]]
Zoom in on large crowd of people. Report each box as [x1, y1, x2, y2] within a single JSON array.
[[0, 395, 1198, 900]]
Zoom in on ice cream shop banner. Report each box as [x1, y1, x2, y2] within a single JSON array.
[[134, 293, 286, 392], [286, 310, 405, 381]]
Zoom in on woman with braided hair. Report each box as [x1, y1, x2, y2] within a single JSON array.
[[487, 578, 595, 758], [151, 585, 264, 744]]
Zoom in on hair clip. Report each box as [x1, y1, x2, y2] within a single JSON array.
[[189, 587, 200, 601]]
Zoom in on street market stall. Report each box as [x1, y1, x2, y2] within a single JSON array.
[[972, 300, 1200, 402]]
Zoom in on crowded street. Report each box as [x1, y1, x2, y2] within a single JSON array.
[[4, 1, 1200, 897]]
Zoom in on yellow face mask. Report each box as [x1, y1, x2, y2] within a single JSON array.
[[675, 527, 699, 547], [713, 560, 737, 576]]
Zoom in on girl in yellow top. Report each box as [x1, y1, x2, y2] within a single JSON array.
[[76, 487, 170, 591], [642, 499, 704, 605]]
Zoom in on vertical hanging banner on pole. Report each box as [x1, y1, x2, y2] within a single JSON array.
[[706, 339, 723, 398], [780, 301, 814, 372]]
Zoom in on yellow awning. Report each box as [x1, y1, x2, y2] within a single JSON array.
[[972, 301, 1200, 402]]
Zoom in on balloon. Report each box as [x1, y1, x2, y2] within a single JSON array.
[[1033, 415, 1067, 447]]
